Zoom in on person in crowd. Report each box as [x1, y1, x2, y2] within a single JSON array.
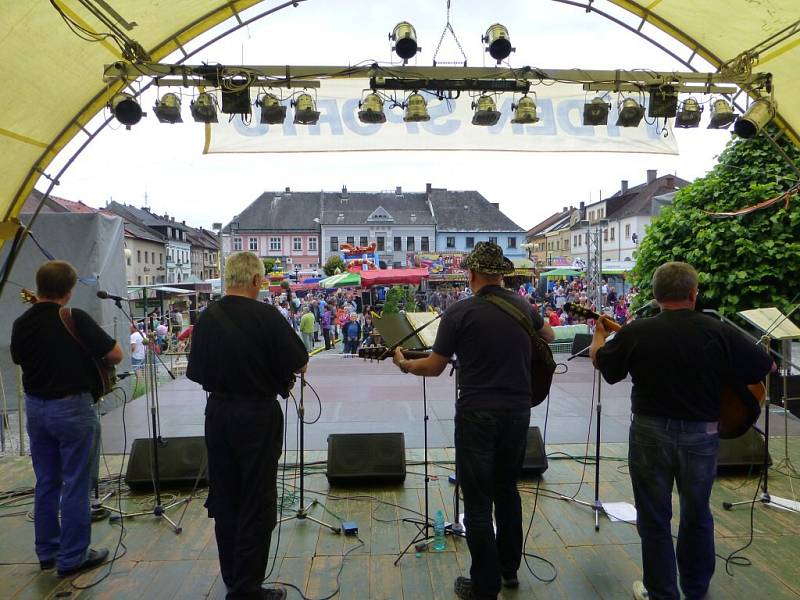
[[11, 260, 123, 577], [156, 319, 169, 350], [362, 313, 374, 344], [391, 242, 554, 600], [321, 304, 333, 350], [545, 305, 561, 327], [187, 252, 307, 600], [342, 312, 361, 354], [130, 323, 146, 369], [590, 262, 774, 600], [299, 306, 315, 352]]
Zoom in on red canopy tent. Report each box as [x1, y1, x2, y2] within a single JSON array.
[[358, 268, 429, 286]]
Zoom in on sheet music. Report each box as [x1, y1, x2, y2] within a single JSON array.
[[405, 312, 440, 348], [738, 307, 800, 340]]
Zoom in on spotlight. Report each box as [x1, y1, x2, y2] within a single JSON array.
[[403, 93, 430, 122], [153, 93, 182, 124], [292, 93, 320, 125], [510, 95, 538, 124], [190, 92, 218, 123], [583, 97, 611, 126], [708, 99, 736, 129], [616, 98, 645, 127], [390, 22, 419, 63], [257, 93, 287, 125], [358, 93, 386, 124], [109, 93, 142, 129], [483, 24, 514, 63], [471, 95, 501, 126], [674, 98, 702, 128], [734, 98, 775, 139], [648, 85, 678, 118]]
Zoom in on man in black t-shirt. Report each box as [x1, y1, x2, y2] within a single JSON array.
[[392, 242, 554, 600], [590, 262, 773, 600], [11, 261, 122, 578], [187, 252, 307, 600]]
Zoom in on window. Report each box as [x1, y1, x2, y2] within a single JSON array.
[[346, 236, 355, 246], [136, 250, 141, 263], [293, 237, 302, 251], [126, 256, 131, 266], [233, 237, 242, 251], [308, 237, 318, 251], [556, 240, 560, 250], [330, 236, 339, 251], [376, 236, 385, 251], [446, 236, 456, 249], [137, 275, 142, 284], [393, 236, 402, 251], [249, 237, 259, 251], [407, 236, 415, 251], [610, 227, 615, 241], [295, 264, 302, 270], [564, 239, 569, 250], [144, 252, 148, 264], [466, 236, 475, 248], [573, 235, 577, 247], [625, 224, 631, 240], [360, 236, 368, 246], [270, 237, 281, 251], [489, 236, 498, 245], [159, 253, 163, 264], [603, 229, 608, 242], [151, 252, 155, 264], [421, 236, 429, 251], [589, 211, 595, 221], [507, 237, 517, 249]]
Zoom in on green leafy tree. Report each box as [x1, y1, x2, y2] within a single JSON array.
[[404, 286, 419, 312], [632, 128, 800, 319], [262, 258, 276, 274], [382, 286, 404, 314], [323, 255, 346, 276]]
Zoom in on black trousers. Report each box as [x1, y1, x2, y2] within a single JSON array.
[[322, 328, 331, 350], [205, 395, 284, 600]]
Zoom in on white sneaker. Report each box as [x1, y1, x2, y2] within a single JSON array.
[[632, 580, 649, 600]]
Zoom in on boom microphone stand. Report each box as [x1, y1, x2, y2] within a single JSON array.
[[279, 373, 341, 533]]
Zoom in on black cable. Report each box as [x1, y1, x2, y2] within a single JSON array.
[[723, 468, 761, 576], [303, 378, 324, 425]]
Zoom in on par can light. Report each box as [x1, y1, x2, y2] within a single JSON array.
[[292, 93, 320, 125], [109, 93, 143, 128], [391, 22, 419, 62], [483, 24, 513, 63], [616, 98, 645, 127], [708, 99, 736, 129], [510, 95, 539, 124], [404, 92, 430, 122], [674, 97, 702, 128], [472, 94, 501, 126], [190, 92, 218, 123], [734, 98, 775, 139], [358, 93, 386, 124], [583, 97, 611, 126], [257, 93, 287, 125]]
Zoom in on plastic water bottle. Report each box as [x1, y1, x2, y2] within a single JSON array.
[[432, 509, 446, 551]]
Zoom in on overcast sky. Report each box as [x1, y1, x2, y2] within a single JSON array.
[[44, 0, 733, 231]]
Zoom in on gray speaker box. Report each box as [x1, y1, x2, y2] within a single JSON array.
[[571, 333, 592, 357], [717, 428, 770, 472], [125, 436, 208, 492], [326, 432, 406, 486], [521, 426, 549, 477]]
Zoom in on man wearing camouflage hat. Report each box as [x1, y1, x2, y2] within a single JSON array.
[[393, 241, 554, 600]]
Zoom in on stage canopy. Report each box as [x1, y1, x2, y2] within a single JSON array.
[[2, 1, 800, 253], [542, 268, 583, 278], [319, 272, 361, 288]]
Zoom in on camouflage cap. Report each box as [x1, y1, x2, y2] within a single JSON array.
[[462, 241, 514, 275]]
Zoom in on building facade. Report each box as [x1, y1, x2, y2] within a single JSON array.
[[187, 227, 220, 281], [123, 221, 167, 286]]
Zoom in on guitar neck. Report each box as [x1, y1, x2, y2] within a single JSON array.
[[358, 346, 431, 361], [562, 302, 622, 332]]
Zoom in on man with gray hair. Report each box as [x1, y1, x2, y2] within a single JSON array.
[[590, 261, 773, 600], [188, 251, 307, 600]]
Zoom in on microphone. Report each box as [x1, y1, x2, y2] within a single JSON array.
[[635, 299, 660, 319], [97, 290, 126, 302], [116, 371, 135, 380]]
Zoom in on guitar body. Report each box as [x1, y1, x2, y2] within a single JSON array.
[[563, 302, 766, 439]]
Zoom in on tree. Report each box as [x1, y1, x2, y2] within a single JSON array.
[[323, 255, 346, 276], [382, 286, 404, 314], [631, 127, 800, 319], [262, 258, 276, 274]]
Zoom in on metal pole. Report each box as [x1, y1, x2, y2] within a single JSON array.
[[16, 366, 24, 456]]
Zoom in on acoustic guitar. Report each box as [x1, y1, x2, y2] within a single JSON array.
[[563, 302, 766, 439], [20, 288, 117, 400]]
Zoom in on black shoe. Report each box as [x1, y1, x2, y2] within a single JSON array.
[[260, 588, 287, 600], [501, 573, 519, 588], [39, 559, 55, 570], [454, 576, 498, 600], [57, 548, 109, 578]]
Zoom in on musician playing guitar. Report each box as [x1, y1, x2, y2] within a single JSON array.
[[589, 262, 774, 600], [11, 261, 122, 578]]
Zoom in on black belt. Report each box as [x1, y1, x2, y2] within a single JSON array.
[[207, 391, 277, 403]]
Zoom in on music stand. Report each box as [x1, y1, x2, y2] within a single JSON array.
[[724, 306, 800, 514]]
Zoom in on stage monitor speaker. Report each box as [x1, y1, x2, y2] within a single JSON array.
[[768, 374, 800, 415], [717, 428, 770, 472], [571, 333, 592, 357], [125, 436, 208, 492], [326, 433, 406, 486], [521, 426, 548, 477]]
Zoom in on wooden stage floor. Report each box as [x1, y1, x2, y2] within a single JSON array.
[[2, 442, 799, 600]]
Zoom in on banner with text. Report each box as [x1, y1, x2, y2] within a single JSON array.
[[205, 80, 678, 155]]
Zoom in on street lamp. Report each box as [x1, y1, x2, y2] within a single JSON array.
[[294, 264, 300, 282]]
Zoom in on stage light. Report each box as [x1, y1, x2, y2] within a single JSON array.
[[358, 93, 386, 124], [190, 92, 218, 123], [390, 22, 419, 63], [404, 93, 430, 122], [616, 98, 645, 127], [648, 85, 678, 118], [510, 95, 539, 124], [153, 93, 182, 124], [109, 93, 142, 129], [257, 93, 287, 125], [734, 98, 775, 138], [471, 94, 501, 126], [483, 24, 514, 63], [583, 97, 611, 126], [674, 98, 702, 128], [292, 93, 320, 125], [708, 99, 736, 129]]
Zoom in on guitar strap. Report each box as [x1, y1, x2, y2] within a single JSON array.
[[59, 307, 105, 400]]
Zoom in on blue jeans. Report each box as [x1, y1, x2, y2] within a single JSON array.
[[629, 415, 720, 600], [455, 408, 531, 599], [26, 392, 99, 570]]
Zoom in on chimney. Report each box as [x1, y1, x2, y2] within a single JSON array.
[[395, 186, 402, 195], [285, 186, 291, 193], [562, 206, 567, 212], [341, 185, 347, 196], [579, 201, 585, 210], [426, 182, 432, 198], [491, 202, 500, 210], [621, 180, 629, 194], [647, 169, 657, 183]]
